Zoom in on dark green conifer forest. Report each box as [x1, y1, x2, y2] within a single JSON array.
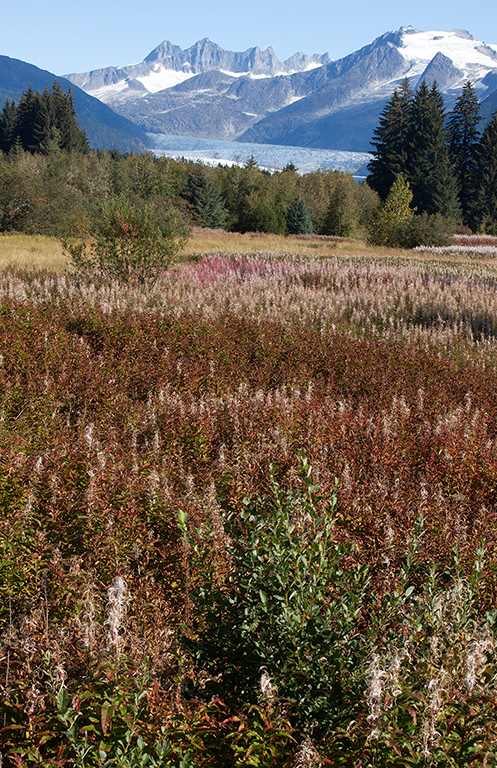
[[367, 78, 497, 234], [0, 82, 89, 155]]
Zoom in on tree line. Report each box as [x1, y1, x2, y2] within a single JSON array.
[[367, 78, 497, 232], [0, 82, 89, 156], [0, 142, 378, 239], [1, 77, 497, 245]]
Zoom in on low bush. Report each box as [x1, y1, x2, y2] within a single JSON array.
[[399, 211, 456, 248], [63, 196, 189, 284], [179, 456, 370, 736], [181, 460, 497, 764]]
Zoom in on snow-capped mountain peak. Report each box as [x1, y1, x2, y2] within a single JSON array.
[[393, 27, 497, 85], [66, 40, 330, 103], [65, 28, 497, 154]]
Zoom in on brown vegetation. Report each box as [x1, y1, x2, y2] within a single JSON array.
[[2, 253, 497, 763]]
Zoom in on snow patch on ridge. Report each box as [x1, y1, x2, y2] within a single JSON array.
[[398, 29, 497, 70], [136, 68, 195, 92], [88, 68, 196, 100], [286, 95, 305, 105], [88, 81, 130, 101]]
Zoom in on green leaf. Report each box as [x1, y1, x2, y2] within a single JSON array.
[[177, 509, 188, 528], [100, 700, 114, 734]]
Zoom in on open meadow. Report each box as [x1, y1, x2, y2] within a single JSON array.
[[2, 232, 497, 765]]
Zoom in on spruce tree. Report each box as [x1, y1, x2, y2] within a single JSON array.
[[48, 82, 88, 152], [367, 78, 413, 200], [475, 110, 497, 231], [184, 170, 228, 229], [408, 80, 460, 218], [0, 100, 17, 154], [431, 152, 462, 221], [446, 81, 481, 223], [286, 198, 313, 234], [14, 86, 45, 152]]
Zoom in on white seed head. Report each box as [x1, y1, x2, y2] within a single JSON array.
[[294, 738, 322, 768], [84, 423, 94, 449], [260, 666, 275, 704], [465, 635, 494, 693], [106, 576, 128, 655], [367, 654, 387, 729]]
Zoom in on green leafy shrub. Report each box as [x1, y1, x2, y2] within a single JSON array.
[[398, 211, 456, 247], [63, 196, 189, 284], [368, 173, 415, 246], [51, 659, 194, 768], [0, 470, 42, 624], [179, 455, 370, 736], [170, 699, 296, 767], [0, 161, 33, 232], [368, 175, 455, 248], [179, 450, 497, 763]]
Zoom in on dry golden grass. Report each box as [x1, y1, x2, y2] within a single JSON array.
[[0, 234, 69, 271], [1, 229, 497, 273], [183, 228, 497, 270], [183, 228, 391, 258], [1, 230, 380, 271]]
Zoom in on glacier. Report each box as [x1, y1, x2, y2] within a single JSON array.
[[150, 133, 371, 176]]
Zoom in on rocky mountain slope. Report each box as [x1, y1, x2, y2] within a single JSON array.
[[0, 55, 151, 152], [66, 39, 329, 102], [66, 28, 497, 153]]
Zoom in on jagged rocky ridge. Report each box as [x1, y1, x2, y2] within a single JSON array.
[[65, 28, 497, 153]]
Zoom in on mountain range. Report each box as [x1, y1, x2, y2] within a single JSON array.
[[64, 28, 497, 153], [1, 28, 497, 158]]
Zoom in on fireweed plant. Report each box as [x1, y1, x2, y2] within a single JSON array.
[[1, 252, 497, 764]]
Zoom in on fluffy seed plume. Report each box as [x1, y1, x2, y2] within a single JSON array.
[[105, 576, 128, 655]]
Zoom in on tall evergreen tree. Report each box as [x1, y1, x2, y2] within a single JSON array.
[[475, 110, 497, 231], [446, 81, 481, 223], [367, 78, 413, 200], [14, 86, 45, 152], [286, 198, 313, 234], [430, 152, 463, 221], [0, 99, 16, 154], [48, 82, 89, 153], [184, 170, 228, 229], [408, 80, 460, 218]]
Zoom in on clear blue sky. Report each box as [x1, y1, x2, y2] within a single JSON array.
[[3, 0, 496, 75]]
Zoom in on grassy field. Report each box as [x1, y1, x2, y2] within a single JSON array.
[[0, 230, 403, 271], [2, 235, 497, 765], [3, 229, 497, 272], [0, 234, 67, 271]]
